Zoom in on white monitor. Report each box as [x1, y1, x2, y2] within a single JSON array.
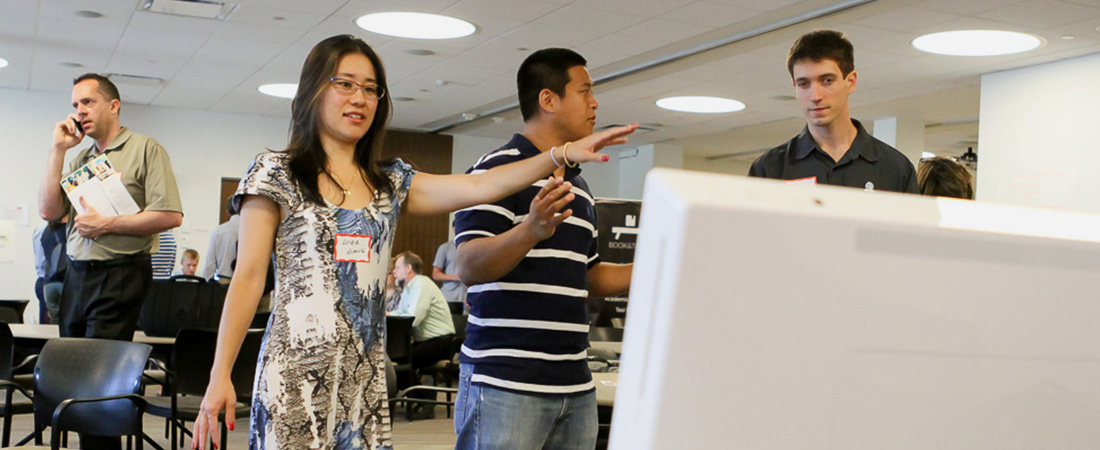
[[611, 168, 1100, 450]]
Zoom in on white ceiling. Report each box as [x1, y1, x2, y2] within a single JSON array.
[[2, 0, 1099, 160]]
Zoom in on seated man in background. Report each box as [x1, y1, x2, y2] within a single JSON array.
[[180, 248, 199, 276], [391, 251, 456, 419], [917, 157, 974, 199]]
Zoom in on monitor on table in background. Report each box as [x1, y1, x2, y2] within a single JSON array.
[[611, 168, 1100, 450]]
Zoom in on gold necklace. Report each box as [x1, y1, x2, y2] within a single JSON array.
[[328, 169, 365, 201]]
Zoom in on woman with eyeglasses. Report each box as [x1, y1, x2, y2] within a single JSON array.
[[191, 35, 635, 450]]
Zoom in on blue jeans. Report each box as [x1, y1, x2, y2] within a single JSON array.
[[454, 364, 597, 450]]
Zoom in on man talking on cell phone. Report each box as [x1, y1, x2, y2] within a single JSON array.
[[38, 74, 183, 447]]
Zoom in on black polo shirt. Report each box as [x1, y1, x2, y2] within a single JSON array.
[[748, 119, 918, 193]]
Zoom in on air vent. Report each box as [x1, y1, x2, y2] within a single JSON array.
[[140, 0, 239, 20], [597, 123, 659, 134], [106, 73, 165, 86]]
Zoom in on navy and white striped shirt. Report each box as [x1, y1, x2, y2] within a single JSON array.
[[455, 134, 600, 395]]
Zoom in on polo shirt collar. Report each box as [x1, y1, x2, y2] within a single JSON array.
[[507, 134, 583, 179], [85, 127, 133, 162], [792, 119, 880, 163]]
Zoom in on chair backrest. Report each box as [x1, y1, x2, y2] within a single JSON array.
[[0, 300, 29, 324], [172, 328, 264, 399], [169, 275, 206, 283], [0, 323, 13, 380], [33, 338, 152, 436], [386, 316, 414, 363], [450, 314, 468, 354], [139, 278, 228, 337]]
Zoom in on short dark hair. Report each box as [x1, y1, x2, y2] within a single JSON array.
[[517, 48, 587, 122], [397, 251, 423, 274], [786, 30, 855, 78], [73, 73, 121, 106], [917, 157, 974, 199]]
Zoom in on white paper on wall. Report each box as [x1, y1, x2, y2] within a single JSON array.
[[0, 204, 29, 227], [0, 220, 13, 262]]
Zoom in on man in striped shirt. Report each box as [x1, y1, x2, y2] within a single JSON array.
[[453, 48, 633, 449]]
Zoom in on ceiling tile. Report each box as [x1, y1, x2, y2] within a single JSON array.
[[152, 86, 227, 110], [978, 0, 1100, 28], [228, 5, 328, 30], [244, 0, 348, 13], [662, 2, 766, 28], [0, 0, 37, 15], [499, 23, 605, 48], [855, 7, 962, 32], [445, 0, 564, 22], [916, 0, 1030, 15], [616, 18, 716, 49], [534, 5, 650, 34], [114, 26, 210, 63]]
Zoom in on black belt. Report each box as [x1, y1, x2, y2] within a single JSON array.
[[70, 253, 151, 269]]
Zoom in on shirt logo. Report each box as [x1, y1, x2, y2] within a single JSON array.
[[865, 181, 875, 191]]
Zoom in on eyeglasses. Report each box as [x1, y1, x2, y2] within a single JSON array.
[[329, 77, 386, 100]]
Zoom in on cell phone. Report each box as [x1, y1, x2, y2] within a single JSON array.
[[72, 118, 83, 134]]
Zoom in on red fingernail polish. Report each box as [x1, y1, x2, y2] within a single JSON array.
[[602, 155, 609, 162], [229, 423, 234, 431]]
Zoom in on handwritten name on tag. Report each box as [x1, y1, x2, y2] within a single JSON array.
[[335, 234, 372, 263]]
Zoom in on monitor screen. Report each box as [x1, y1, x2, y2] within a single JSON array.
[[611, 168, 1100, 450]]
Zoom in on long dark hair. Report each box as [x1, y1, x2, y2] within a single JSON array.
[[284, 34, 394, 205]]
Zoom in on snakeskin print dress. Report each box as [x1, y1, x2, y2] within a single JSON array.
[[233, 152, 415, 450]]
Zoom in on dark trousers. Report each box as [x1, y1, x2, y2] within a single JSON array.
[[59, 254, 152, 450], [60, 254, 152, 341]]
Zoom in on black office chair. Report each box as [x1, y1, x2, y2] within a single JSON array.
[[0, 301, 29, 324], [145, 328, 262, 450], [386, 316, 416, 418], [2, 338, 154, 450], [0, 323, 33, 446], [387, 314, 455, 420], [420, 314, 468, 418]]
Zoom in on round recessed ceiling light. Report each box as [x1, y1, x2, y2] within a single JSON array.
[[355, 12, 475, 39], [258, 83, 298, 99], [656, 96, 746, 114], [0, 57, 9, 69], [59, 62, 84, 68], [912, 30, 1042, 56], [73, 10, 103, 18]]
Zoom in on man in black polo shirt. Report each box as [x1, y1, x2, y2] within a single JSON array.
[[749, 29, 918, 193]]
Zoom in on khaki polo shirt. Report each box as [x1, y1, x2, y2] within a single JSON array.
[[65, 127, 183, 261]]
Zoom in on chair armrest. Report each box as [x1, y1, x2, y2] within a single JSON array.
[[145, 357, 169, 372], [12, 354, 37, 374], [0, 379, 33, 400], [143, 357, 172, 387], [50, 394, 148, 445], [396, 385, 459, 397]]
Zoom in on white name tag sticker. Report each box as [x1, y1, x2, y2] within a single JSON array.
[[787, 176, 817, 185], [335, 234, 372, 263]]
